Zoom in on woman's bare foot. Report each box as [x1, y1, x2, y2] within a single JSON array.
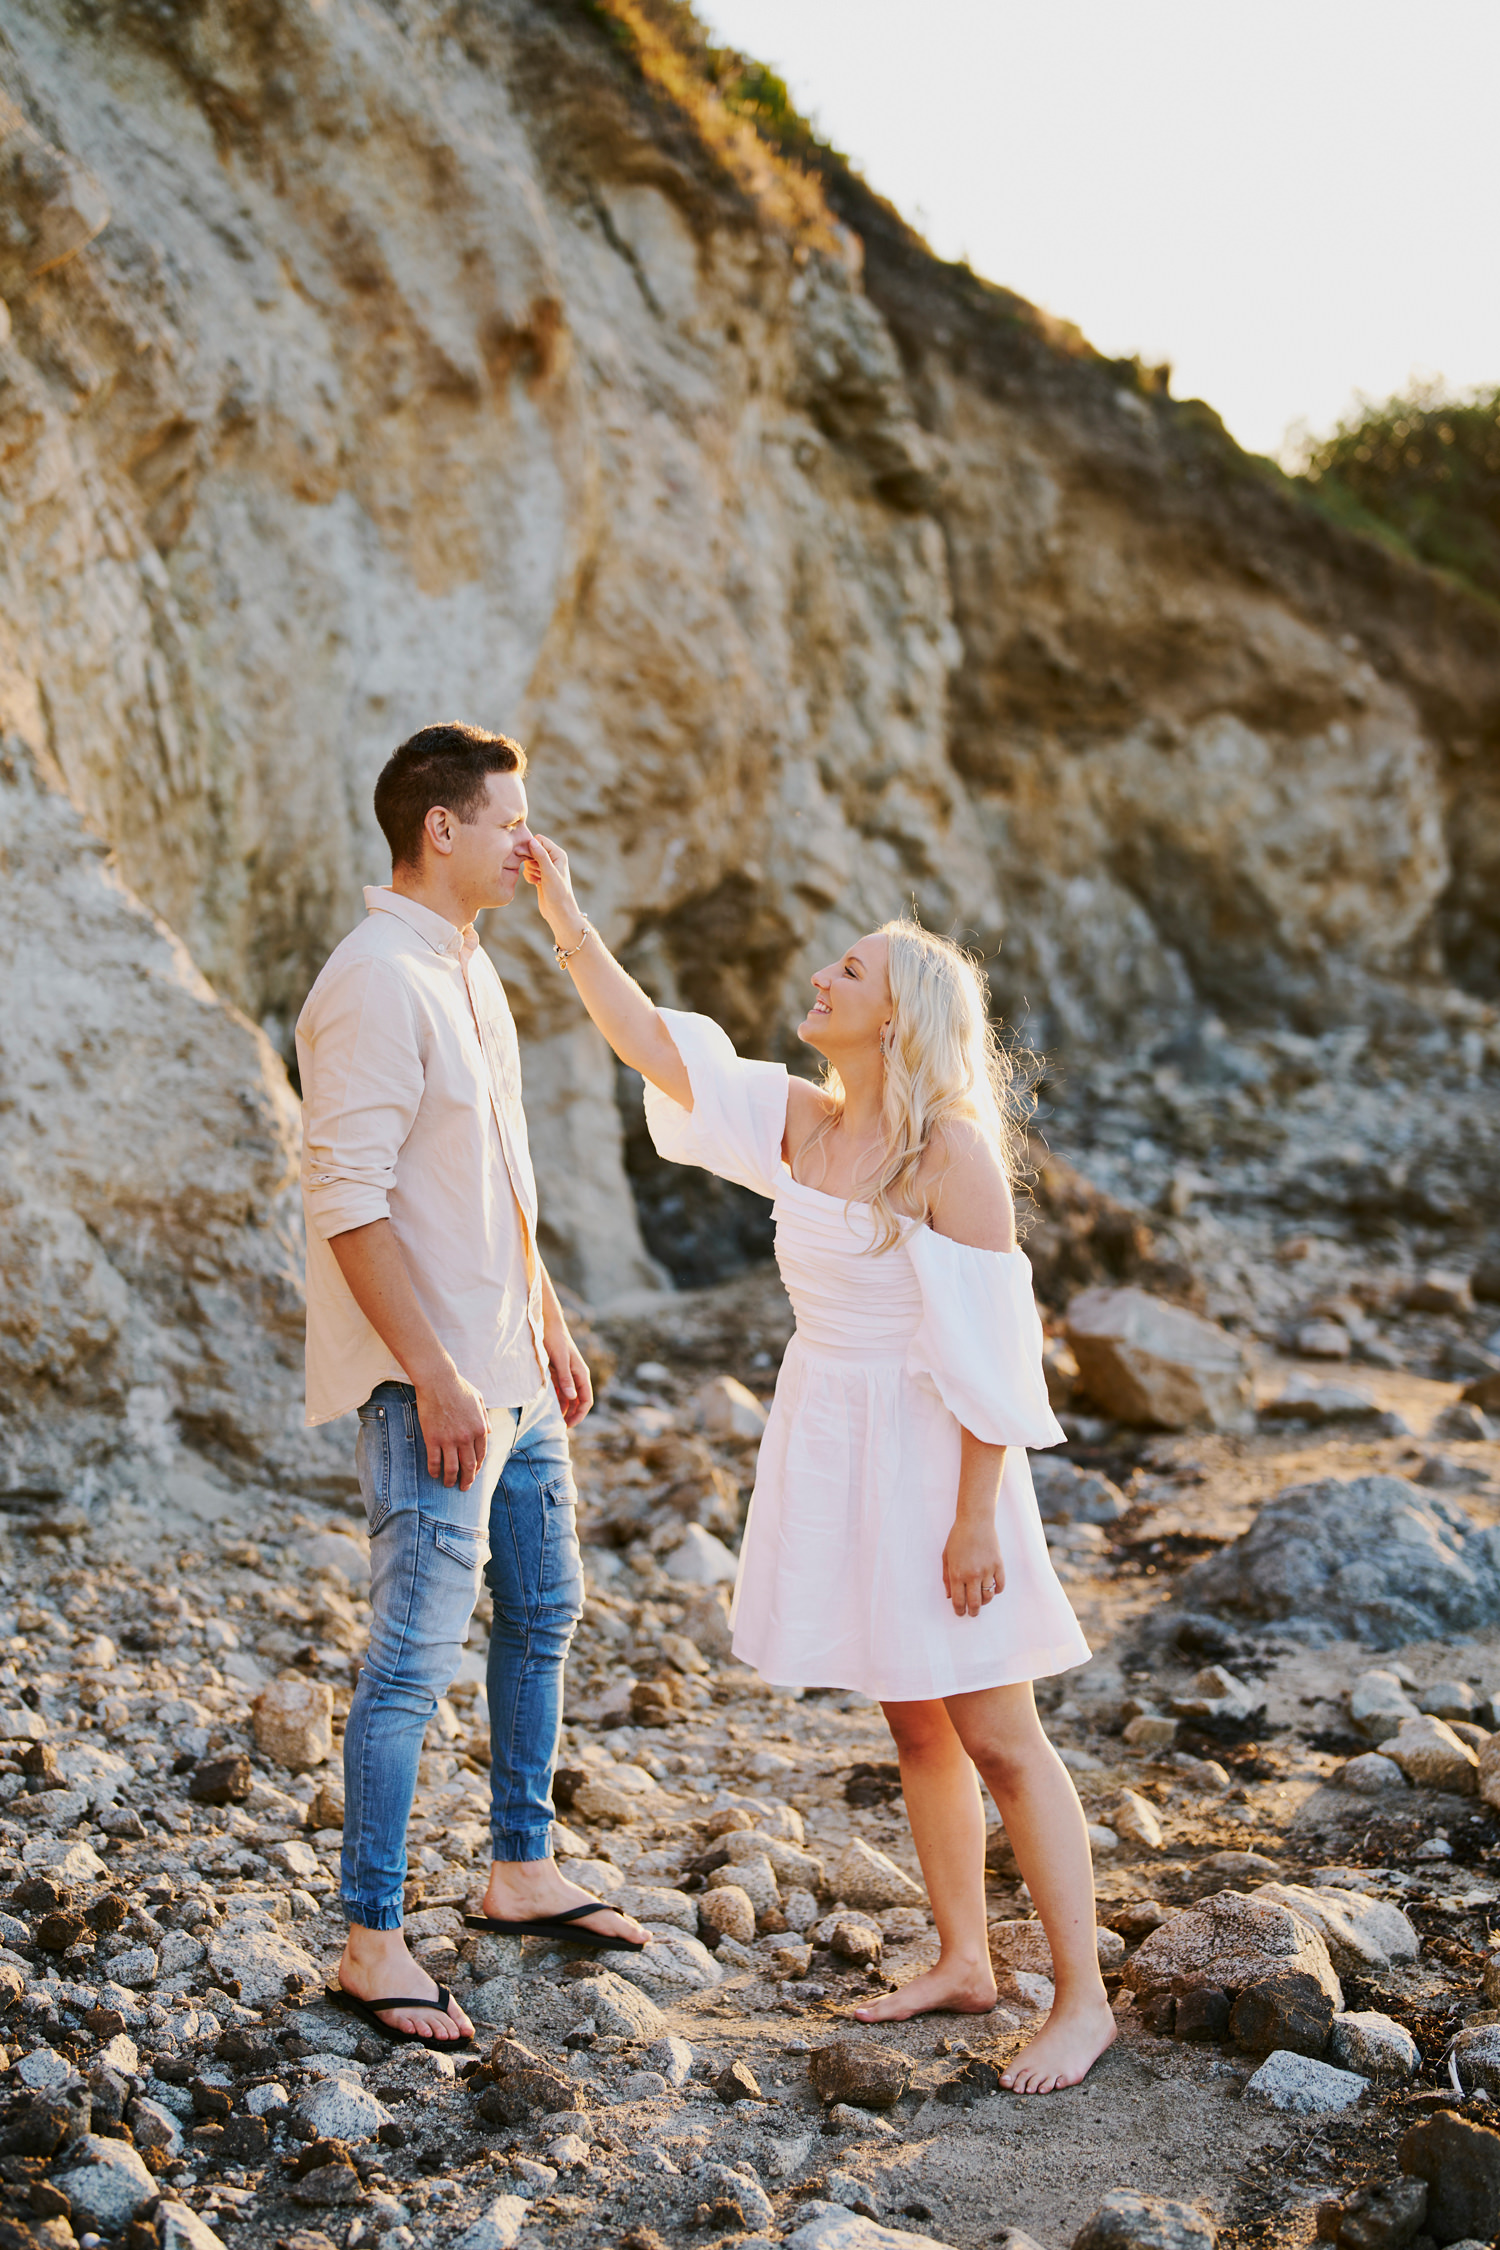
[[478, 1858, 652, 1949], [852, 1956, 998, 2023], [999, 1993, 1117, 2093], [337, 1926, 474, 2042]]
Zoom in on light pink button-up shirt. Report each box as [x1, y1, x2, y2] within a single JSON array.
[[295, 887, 546, 1426]]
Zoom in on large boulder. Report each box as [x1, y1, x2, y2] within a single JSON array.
[[566, 1968, 666, 2042], [662, 1525, 739, 1587], [594, 1930, 723, 1995], [1349, 1669, 1422, 1740], [1028, 1457, 1128, 1525], [451, 2199, 529, 2250], [1339, 1752, 1407, 1795], [253, 1678, 334, 1772], [1475, 1732, 1500, 1813], [292, 2081, 393, 2144], [1228, 1969, 1334, 2058], [989, 1922, 1125, 1974], [1243, 2051, 1366, 2114], [1178, 1476, 1500, 1647], [206, 1912, 320, 2005], [1400, 2109, 1500, 2244], [1328, 2012, 1420, 2082], [722, 1829, 824, 1890], [1064, 1288, 1253, 1432], [808, 2040, 910, 2112], [52, 2137, 157, 2229], [785, 2214, 953, 2250], [1071, 2190, 1217, 2249], [830, 1840, 924, 1913], [1122, 1891, 1342, 2007], [1250, 1884, 1419, 1974], [1377, 1715, 1480, 1794], [1453, 2025, 1500, 2095]]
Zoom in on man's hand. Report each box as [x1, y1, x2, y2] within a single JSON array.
[[941, 1511, 1006, 1619], [545, 1322, 594, 1429], [412, 1365, 491, 1490]]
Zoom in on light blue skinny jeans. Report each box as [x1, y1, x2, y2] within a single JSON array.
[[339, 1378, 583, 1931]]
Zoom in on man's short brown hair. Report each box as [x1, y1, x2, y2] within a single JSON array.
[[373, 723, 527, 869]]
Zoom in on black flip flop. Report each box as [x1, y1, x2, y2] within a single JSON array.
[[328, 1981, 474, 2049], [463, 1900, 651, 1951]]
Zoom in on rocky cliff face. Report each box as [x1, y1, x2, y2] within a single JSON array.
[[0, 742, 316, 1502], [1, 0, 1497, 1492]]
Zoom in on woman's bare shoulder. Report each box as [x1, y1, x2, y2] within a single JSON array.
[[923, 1118, 1017, 1251], [783, 1075, 836, 1161]]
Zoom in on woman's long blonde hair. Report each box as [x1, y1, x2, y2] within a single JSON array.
[[802, 917, 1031, 1251]]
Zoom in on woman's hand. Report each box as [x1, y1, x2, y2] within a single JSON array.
[[524, 832, 586, 949], [942, 1510, 1005, 1618]]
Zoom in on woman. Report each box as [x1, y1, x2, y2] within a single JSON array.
[[525, 838, 1114, 2094]]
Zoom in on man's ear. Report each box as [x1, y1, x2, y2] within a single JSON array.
[[424, 804, 455, 859]]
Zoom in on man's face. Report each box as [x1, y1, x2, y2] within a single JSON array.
[[449, 770, 533, 911]]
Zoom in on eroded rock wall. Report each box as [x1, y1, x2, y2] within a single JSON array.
[[0, 0, 1005, 1319], [0, 743, 311, 1501]]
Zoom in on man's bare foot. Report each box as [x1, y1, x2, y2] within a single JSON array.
[[478, 1858, 652, 1949], [337, 1925, 473, 2042], [852, 1957, 998, 2024], [999, 1993, 1117, 2093]]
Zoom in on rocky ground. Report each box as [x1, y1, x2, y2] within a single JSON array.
[[0, 1208, 1499, 2250]]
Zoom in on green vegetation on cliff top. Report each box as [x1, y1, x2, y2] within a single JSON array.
[[1300, 385, 1500, 608], [580, 1, 1499, 613]]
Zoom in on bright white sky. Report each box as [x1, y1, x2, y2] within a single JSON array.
[[695, 0, 1500, 460]]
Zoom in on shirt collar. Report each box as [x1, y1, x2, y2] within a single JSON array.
[[364, 885, 477, 961]]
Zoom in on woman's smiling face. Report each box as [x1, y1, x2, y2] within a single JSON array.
[[798, 934, 891, 1059]]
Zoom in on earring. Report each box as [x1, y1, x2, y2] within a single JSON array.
[[879, 1023, 892, 1057]]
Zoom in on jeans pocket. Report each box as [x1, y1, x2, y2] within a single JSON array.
[[433, 1521, 483, 1574], [539, 1478, 583, 1609], [355, 1401, 393, 1533]]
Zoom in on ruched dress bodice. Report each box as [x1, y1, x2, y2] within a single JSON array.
[[644, 1011, 1089, 1698], [774, 1187, 924, 1358]]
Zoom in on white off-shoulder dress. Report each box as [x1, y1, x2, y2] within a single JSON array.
[[644, 1011, 1091, 1701]]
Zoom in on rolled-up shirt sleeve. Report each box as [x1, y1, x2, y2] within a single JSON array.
[[298, 959, 424, 1241]]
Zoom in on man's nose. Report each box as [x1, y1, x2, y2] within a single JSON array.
[[513, 825, 533, 851]]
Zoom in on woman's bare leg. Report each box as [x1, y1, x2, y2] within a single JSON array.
[[852, 1698, 997, 2022], [946, 1681, 1115, 2092]]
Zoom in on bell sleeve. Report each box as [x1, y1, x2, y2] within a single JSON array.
[[904, 1230, 1068, 1448], [642, 1009, 789, 1200]]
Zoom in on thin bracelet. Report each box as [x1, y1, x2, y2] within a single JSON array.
[[554, 920, 592, 970]]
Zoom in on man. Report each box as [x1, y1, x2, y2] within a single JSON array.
[[297, 721, 648, 2043]]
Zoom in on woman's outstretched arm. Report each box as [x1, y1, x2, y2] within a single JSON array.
[[523, 833, 693, 1108]]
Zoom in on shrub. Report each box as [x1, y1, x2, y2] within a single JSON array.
[[1300, 381, 1500, 604]]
